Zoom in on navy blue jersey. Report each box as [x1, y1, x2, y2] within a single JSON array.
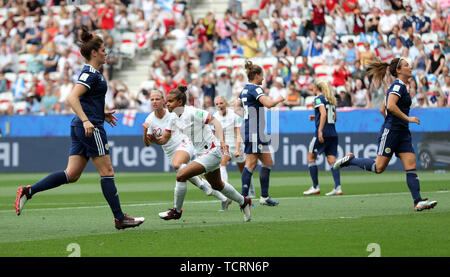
[[71, 64, 108, 127], [314, 94, 337, 137], [239, 83, 269, 144], [383, 79, 411, 131]]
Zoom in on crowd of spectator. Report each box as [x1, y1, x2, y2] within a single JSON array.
[[0, 0, 449, 116]]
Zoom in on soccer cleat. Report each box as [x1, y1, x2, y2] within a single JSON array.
[[303, 186, 320, 195], [326, 186, 343, 196], [240, 196, 252, 222], [114, 214, 145, 230], [220, 199, 232, 211], [15, 185, 32, 216], [414, 198, 438, 212], [248, 182, 256, 199], [159, 208, 183, 220], [333, 153, 355, 170], [259, 196, 279, 206]]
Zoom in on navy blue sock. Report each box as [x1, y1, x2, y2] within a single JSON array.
[[308, 162, 319, 188], [30, 170, 69, 196], [348, 158, 377, 172], [260, 166, 271, 198], [331, 168, 341, 189], [100, 176, 124, 221], [241, 167, 253, 196], [406, 169, 422, 202]]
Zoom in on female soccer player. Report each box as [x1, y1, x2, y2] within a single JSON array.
[[14, 27, 145, 229], [234, 61, 285, 206], [155, 86, 252, 222], [142, 90, 231, 219], [214, 96, 256, 198], [333, 57, 438, 211], [303, 80, 342, 196]]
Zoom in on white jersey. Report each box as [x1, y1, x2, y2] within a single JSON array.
[[144, 109, 187, 155], [213, 108, 242, 148], [168, 106, 219, 155]]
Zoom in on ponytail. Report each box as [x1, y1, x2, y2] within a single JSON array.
[[168, 85, 188, 106], [79, 26, 104, 61]]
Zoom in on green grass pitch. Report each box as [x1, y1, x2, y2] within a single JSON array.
[[0, 170, 449, 257]]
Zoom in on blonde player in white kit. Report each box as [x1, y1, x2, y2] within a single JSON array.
[[156, 86, 252, 222], [213, 96, 256, 198], [142, 91, 231, 220]]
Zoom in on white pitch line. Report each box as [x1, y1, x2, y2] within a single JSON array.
[[1, 190, 448, 214]]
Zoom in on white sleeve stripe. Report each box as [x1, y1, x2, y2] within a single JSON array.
[[390, 92, 401, 97], [77, 81, 91, 89], [256, 94, 264, 100], [314, 103, 324, 108]]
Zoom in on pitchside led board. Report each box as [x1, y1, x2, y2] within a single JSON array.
[[0, 109, 449, 173]]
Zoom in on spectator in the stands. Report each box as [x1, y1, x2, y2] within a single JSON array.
[[25, 17, 43, 45], [426, 44, 446, 76], [312, 0, 326, 39], [26, 44, 45, 74], [378, 6, 397, 36], [216, 71, 233, 102], [237, 28, 259, 59], [272, 30, 288, 57], [0, 39, 13, 73], [43, 48, 60, 73], [414, 5, 431, 34], [304, 30, 322, 57], [321, 41, 339, 66], [287, 31, 303, 58], [400, 5, 416, 31]]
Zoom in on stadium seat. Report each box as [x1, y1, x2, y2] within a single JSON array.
[[14, 101, 27, 115], [421, 32, 438, 45], [216, 58, 231, 70], [232, 58, 245, 70], [261, 57, 277, 70], [0, 91, 13, 113], [304, 96, 316, 108]]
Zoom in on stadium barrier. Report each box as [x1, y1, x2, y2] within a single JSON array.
[[0, 109, 449, 172]]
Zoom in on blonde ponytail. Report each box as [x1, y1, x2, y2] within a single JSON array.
[[315, 80, 337, 106]]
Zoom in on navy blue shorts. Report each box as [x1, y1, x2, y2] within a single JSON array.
[[244, 140, 272, 154], [377, 128, 414, 157], [69, 126, 110, 158], [308, 136, 338, 157]]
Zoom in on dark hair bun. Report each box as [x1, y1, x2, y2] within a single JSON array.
[[177, 85, 188, 93], [80, 26, 93, 43]]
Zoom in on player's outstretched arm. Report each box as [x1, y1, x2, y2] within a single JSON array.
[[258, 95, 285, 109]]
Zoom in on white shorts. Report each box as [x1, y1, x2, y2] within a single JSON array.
[[228, 145, 246, 163], [166, 138, 195, 165], [194, 146, 222, 173]]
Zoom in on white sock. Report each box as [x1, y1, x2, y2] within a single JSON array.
[[220, 165, 228, 183], [211, 188, 228, 201], [174, 181, 187, 212], [220, 182, 244, 206]]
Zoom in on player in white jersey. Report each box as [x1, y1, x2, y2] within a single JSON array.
[[142, 91, 231, 220], [213, 96, 256, 198], [156, 86, 252, 222]]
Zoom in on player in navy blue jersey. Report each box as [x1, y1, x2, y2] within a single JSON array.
[[333, 57, 438, 211], [303, 80, 342, 196], [234, 61, 284, 206], [14, 27, 145, 229]]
